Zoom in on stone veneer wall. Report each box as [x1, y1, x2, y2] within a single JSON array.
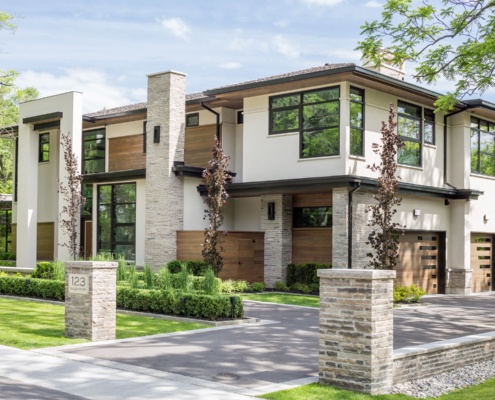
[[446, 269, 472, 295], [261, 194, 292, 287], [318, 268, 396, 395], [332, 188, 374, 269], [394, 332, 495, 384], [65, 261, 117, 341], [145, 71, 186, 269]]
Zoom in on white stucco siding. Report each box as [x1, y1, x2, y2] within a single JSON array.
[[183, 177, 208, 230], [469, 176, 495, 233], [242, 92, 346, 182], [105, 120, 144, 139], [234, 197, 262, 231], [395, 195, 449, 232], [234, 124, 243, 182], [37, 129, 59, 223]]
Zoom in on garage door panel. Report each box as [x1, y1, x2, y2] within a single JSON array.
[[397, 232, 440, 295], [471, 234, 492, 293]]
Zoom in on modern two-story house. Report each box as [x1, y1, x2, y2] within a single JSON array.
[[11, 61, 495, 295]]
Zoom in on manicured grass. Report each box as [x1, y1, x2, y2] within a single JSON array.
[[242, 292, 319, 308], [259, 379, 495, 399], [0, 297, 209, 350]]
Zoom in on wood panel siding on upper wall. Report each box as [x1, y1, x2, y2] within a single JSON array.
[[184, 124, 220, 168], [12, 222, 54, 261], [109, 134, 146, 172]]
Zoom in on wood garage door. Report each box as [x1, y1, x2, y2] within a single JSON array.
[[397, 232, 443, 295], [471, 234, 493, 292]]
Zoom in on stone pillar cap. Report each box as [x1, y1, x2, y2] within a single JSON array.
[[318, 268, 396, 279], [147, 70, 187, 78]]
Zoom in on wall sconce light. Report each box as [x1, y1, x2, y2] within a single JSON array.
[[153, 126, 160, 143], [484, 214, 491, 223], [444, 199, 450, 206], [413, 209, 421, 217], [268, 202, 275, 220]]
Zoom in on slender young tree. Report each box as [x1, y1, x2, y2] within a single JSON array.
[[366, 104, 404, 270], [202, 135, 231, 276], [58, 132, 84, 260]]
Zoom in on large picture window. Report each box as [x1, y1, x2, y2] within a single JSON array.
[[293, 207, 332, 228], [83, 128, 106, 174], [270, 86, 340, 159], [350, 87, 365, 156], [471, 117, 495, 176], [97, 183, 136, 260]]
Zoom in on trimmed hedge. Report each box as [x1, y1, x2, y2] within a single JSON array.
[[286, 263, 332, 287], [0, 276, 65, 300], [116, 287, 243, 320], [167, 260, 211, 276], [0, 251, 16, 261]]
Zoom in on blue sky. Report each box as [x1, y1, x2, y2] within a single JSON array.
[[3, 0, 494, 112]]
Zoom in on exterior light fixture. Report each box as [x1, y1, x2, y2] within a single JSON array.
[[153, 126, 160, 143], [268, 202, 275, 220], [413, 209, 421, 217]]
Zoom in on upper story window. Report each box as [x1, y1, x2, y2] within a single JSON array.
[[293, 206, 333, 228], [270, 86, 340, 159], [397, 101, 436, 167], [39, 133, 49, 163], [350, 87, 365, 156], [186, 113, 199, 127], [83, 128, 106, 174], [471, 117, 495, 176]]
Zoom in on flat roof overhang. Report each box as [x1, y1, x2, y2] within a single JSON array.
[[197, 175, 482, 200], [82, 169, 146, 184]]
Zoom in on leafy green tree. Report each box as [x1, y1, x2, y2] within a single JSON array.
[[0, 12, 38, 193], [357, 0, 495, 111]]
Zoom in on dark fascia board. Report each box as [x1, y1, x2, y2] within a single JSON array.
[[463, 99, 495, 113], [82, 169, 146, 183], [34, 120, 61, 131], [203, 65, 454, 105], [23, 112, 63, 125], [83, 108, 146, 123], [196, 175, 482, 200], [172, 161, 237, 179]]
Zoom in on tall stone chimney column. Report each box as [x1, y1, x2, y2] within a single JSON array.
[[145, 71, 186, 268]]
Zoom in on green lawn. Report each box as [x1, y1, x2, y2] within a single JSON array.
[[259, 379, 495, 400], [242, 292, 319, 308], [0, 297, 209, 349]]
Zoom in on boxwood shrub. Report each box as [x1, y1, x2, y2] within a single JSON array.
[[0, 276, 65, 300], [116, 287, 243, 320], [286, 263, 332, 287], [166, 260, 211, 276]]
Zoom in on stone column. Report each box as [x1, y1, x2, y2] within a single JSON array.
[[318, 268, 395, 395], [261, 194, 292, 287], [65, 261, 117, 341], [145, 71, 186, 269]]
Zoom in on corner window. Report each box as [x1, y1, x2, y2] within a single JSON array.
[[397, 101, 422, 167], [471, 117, 495, 176], [237, 110, 244, 124], [186, 113, 199, 127], [293, 207, 332, 228], [83, 128, 105, 174], [350, 87, 365, 156], [424, 108, 435, 145], [269, 86, 340, 159], [39, 133, 49, 163]]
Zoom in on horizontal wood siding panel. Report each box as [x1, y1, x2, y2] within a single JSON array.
[[292, 193, 332, 208], [108, 134, 146, 172], [292, 228, 332, 265], [184, 124, 219, 168], [11, 223, 54, 261], [177, 230, 264, 282]]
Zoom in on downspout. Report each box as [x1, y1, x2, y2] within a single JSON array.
[[443, 108, 469, 189], [201, 102, 220, 141], [348, 181, 361, 269]]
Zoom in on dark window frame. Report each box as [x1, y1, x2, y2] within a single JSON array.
[[186, 113, 199, 127], [97, 182, 136, 260], [269, 86, 341, 159], [38, 132, 50, 163], [471, 116, 495, 176], [83, 128, 106, 174], [397, 100, 423, 167], [237, 110, 244, 124], [293, 206, 333, 228], [350, 86, 365, 156], [424, 108, 435, 145]]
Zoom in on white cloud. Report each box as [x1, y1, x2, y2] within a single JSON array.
[[303, 0, 345, 6], [161, 17, 190, 40], [219, 62, 242, 69], [365, 1, 383, 7], [274, 19, 290, 28], [17, 69, 142, 113], [272, 35, 300, 59]]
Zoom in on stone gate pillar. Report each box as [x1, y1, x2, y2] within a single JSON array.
[[318, 268, 395, 395], [65, 261, 117, 341]]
